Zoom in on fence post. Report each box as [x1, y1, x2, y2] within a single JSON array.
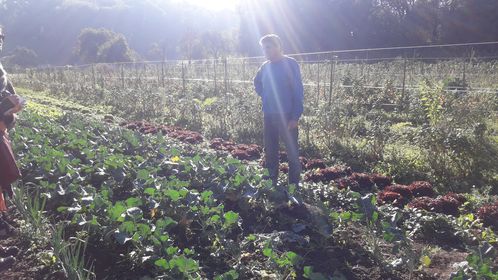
[[181, 61, 186, 95], [213, 57, 218, 94], [135, 62, 139, 84], [92, 64, 96, 89], [242, 59, 246, 81], [328, 54, 336, 107], [462, 47, 473, 83], [143, 63, 147, 85], [361, 55, 365, 82], [464, 47, 474, 84], [101, 68, 105, 89], [223, 57, 228, 93], [121, 64, 125, 89], [363, 51, 370, 82], [59, 68, 63, 84], [161, 61, 165, 88], [316, 63, 321, 104], [206, 61, 209, 81], [401, 56, 407, 103]]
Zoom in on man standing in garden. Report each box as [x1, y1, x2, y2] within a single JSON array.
[[253, 34, 304, 202]]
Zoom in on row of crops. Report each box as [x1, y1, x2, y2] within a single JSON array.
[[11, 63, 498, 196], [5, 90, 498, 279]]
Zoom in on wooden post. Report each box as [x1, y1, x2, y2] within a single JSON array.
[[135, 63, 139, 84], [401, 56, 407, 108], [206, 61, 210, 81], [224, 57, 228, 93], [214, 58, 218, 93], [161, 61, 165, 88], [101, 68, 105, 89], [462, 47, 473, 83], [328, 54, 336, 107], [365, 51, 369, 82], [361, 55, 365, 82], [144, 63, 147, 79], [121, 64, 125, 89], [316, 63, 321, 104], [92, 65, 96, 89], [242, 60, 246, 81], [181, 61, 186, 95]]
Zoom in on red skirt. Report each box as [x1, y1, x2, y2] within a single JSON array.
[[0, 191, 7, 211], [0, 132, 21, 211]]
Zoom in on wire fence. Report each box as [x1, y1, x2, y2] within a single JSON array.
[[11, 41, 498, 104]]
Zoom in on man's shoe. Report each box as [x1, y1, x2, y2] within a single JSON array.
[[286, 183, 303, 206], [287, 193, 303, 206]]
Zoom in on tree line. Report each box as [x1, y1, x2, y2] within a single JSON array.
[[1, 0, 498, 66], [239, 0, 498, 57]]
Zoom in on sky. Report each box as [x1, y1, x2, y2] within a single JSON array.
[[174, 0, 239, 10]]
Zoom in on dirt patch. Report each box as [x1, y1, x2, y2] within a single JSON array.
[[0, 213, 55, 280], [424, 248, 467, 279]]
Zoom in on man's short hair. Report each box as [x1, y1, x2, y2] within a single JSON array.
[[259, 34, 282, 48]]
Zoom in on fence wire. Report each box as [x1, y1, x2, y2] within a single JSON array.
[[10, 41, 498, 104]]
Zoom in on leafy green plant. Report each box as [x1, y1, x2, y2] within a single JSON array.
[[51, 225, 95, 280], [12, 184, 48, 242], [418, 80, 445, 126], [451, 242, 498, 280]]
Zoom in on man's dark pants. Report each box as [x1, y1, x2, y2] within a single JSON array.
[[263, 113, 301, 186]]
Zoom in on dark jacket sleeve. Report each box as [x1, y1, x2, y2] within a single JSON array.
[[290, 60, 304, 121], [254, 64, 264, 97]]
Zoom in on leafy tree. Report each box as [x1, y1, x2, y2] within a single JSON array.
[[147, 42, 165, 61], [74, 28, 134, 64], [2, 47, 38, 67], [178, 28, 203, 63], [201, 30, 235, 59], [98, 34, 135, 63]]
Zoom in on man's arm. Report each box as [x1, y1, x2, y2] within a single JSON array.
[[254, 65, 264, 97], [290, 60, 304, 122]]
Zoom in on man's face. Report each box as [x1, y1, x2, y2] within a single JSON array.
[[262, 42, 281, 61]]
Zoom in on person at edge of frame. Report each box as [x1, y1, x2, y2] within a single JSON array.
[[0, 24, 25, 272], [253, 34, 304, 205]]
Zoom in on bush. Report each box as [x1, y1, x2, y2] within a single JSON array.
[[408, 181, 435, 197], [384, 184, 412, 199], [349, 173, 374, 190], [370, 173, 392, 189], [408, 194, 465, 216], [304, 166, 351, 183], [477, 202, 498, 230], [378, 191, 406, 207]]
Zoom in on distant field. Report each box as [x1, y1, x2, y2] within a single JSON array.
[[11, 57, 498, 192]]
